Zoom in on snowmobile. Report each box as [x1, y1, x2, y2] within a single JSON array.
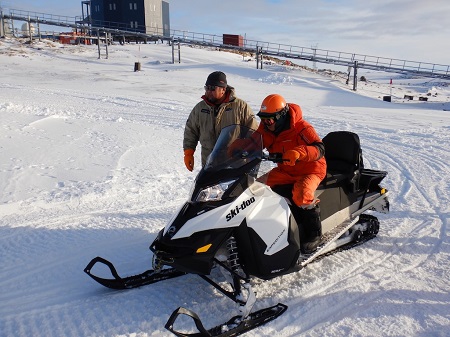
[[84, 124, 389, 336]]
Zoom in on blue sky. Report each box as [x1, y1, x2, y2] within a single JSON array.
[[3, 0, 450, 65]]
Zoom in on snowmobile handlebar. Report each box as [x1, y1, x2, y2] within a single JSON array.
[[264, 152, 288, 163]]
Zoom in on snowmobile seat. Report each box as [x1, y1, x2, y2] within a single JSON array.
[[321, 131, 363, 192]]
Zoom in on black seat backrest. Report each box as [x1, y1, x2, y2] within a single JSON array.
[[322, 131, 363, 191]]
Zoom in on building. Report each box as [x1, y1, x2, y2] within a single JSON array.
[[82, 0, 170, 37]]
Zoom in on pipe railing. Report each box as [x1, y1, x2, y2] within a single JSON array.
[[2, 8, 449, 78]]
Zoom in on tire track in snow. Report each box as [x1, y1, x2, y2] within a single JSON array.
[[1, 229, 183, 337], [361, 127, 448, 251], [0, 198, 183, 322]]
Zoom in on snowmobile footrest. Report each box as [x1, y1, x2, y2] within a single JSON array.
[[84, 256, 185, 290], [165, 303, 288, 337]]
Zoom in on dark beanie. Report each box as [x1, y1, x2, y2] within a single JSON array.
[[205, 71, 227, 88]]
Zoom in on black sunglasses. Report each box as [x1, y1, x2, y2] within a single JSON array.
[[204, 85, 222, 91], [262, 117, 275, 126]]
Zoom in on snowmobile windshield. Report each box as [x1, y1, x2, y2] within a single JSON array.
[[203, 124, 263, 172]]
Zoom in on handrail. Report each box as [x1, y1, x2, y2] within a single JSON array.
[[2, 8, 449, 79]]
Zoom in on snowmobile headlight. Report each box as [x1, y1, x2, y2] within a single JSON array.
[[195, 179, 237, 202]]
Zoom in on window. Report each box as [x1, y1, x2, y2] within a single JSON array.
[[130, 3, 138, 10]]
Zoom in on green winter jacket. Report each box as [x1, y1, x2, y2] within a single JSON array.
[[183, 86, 258, 166]]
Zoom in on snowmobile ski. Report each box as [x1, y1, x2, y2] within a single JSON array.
[[165, 303, 288, 337], [84, 256, 186, 290]]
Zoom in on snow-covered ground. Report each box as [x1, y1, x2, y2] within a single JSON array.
[[0, 37, 449, 337]]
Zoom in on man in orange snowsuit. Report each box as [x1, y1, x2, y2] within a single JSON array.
[[256, 94, 327, 253]]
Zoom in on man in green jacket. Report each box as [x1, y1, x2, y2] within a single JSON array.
[[183, 71, 258, 171]]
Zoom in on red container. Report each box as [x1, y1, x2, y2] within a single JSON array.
[[223, 34, 244, 47]]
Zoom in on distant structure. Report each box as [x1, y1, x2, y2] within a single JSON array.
[[80, 0, 170, 37], [223, 34, 244, 47], [21, 22, 35, 36], [1, 7, 448, 80]]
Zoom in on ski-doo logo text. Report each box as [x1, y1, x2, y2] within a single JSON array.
[[226, 197, 256, 222]]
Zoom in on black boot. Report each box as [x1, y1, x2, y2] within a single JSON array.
[[298, 205, 322, 254]]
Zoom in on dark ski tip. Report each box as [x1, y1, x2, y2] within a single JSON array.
[[84, 256, 185, 290], [165, 303, 287, 336]]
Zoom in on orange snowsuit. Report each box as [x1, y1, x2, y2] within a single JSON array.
[[257, 104, 327, 207]]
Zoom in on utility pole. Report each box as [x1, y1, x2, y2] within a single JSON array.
[[105, 32, 109, 59], [27, 16, 32, 43], [353, 61, 358, 91], [256, 46, 263, 69], [97, 29, 101, 59], [171, 39, 180, 64], [0, 10, 4, 38], [311, 43, 318, 70], [258, 47, 263, 69]]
